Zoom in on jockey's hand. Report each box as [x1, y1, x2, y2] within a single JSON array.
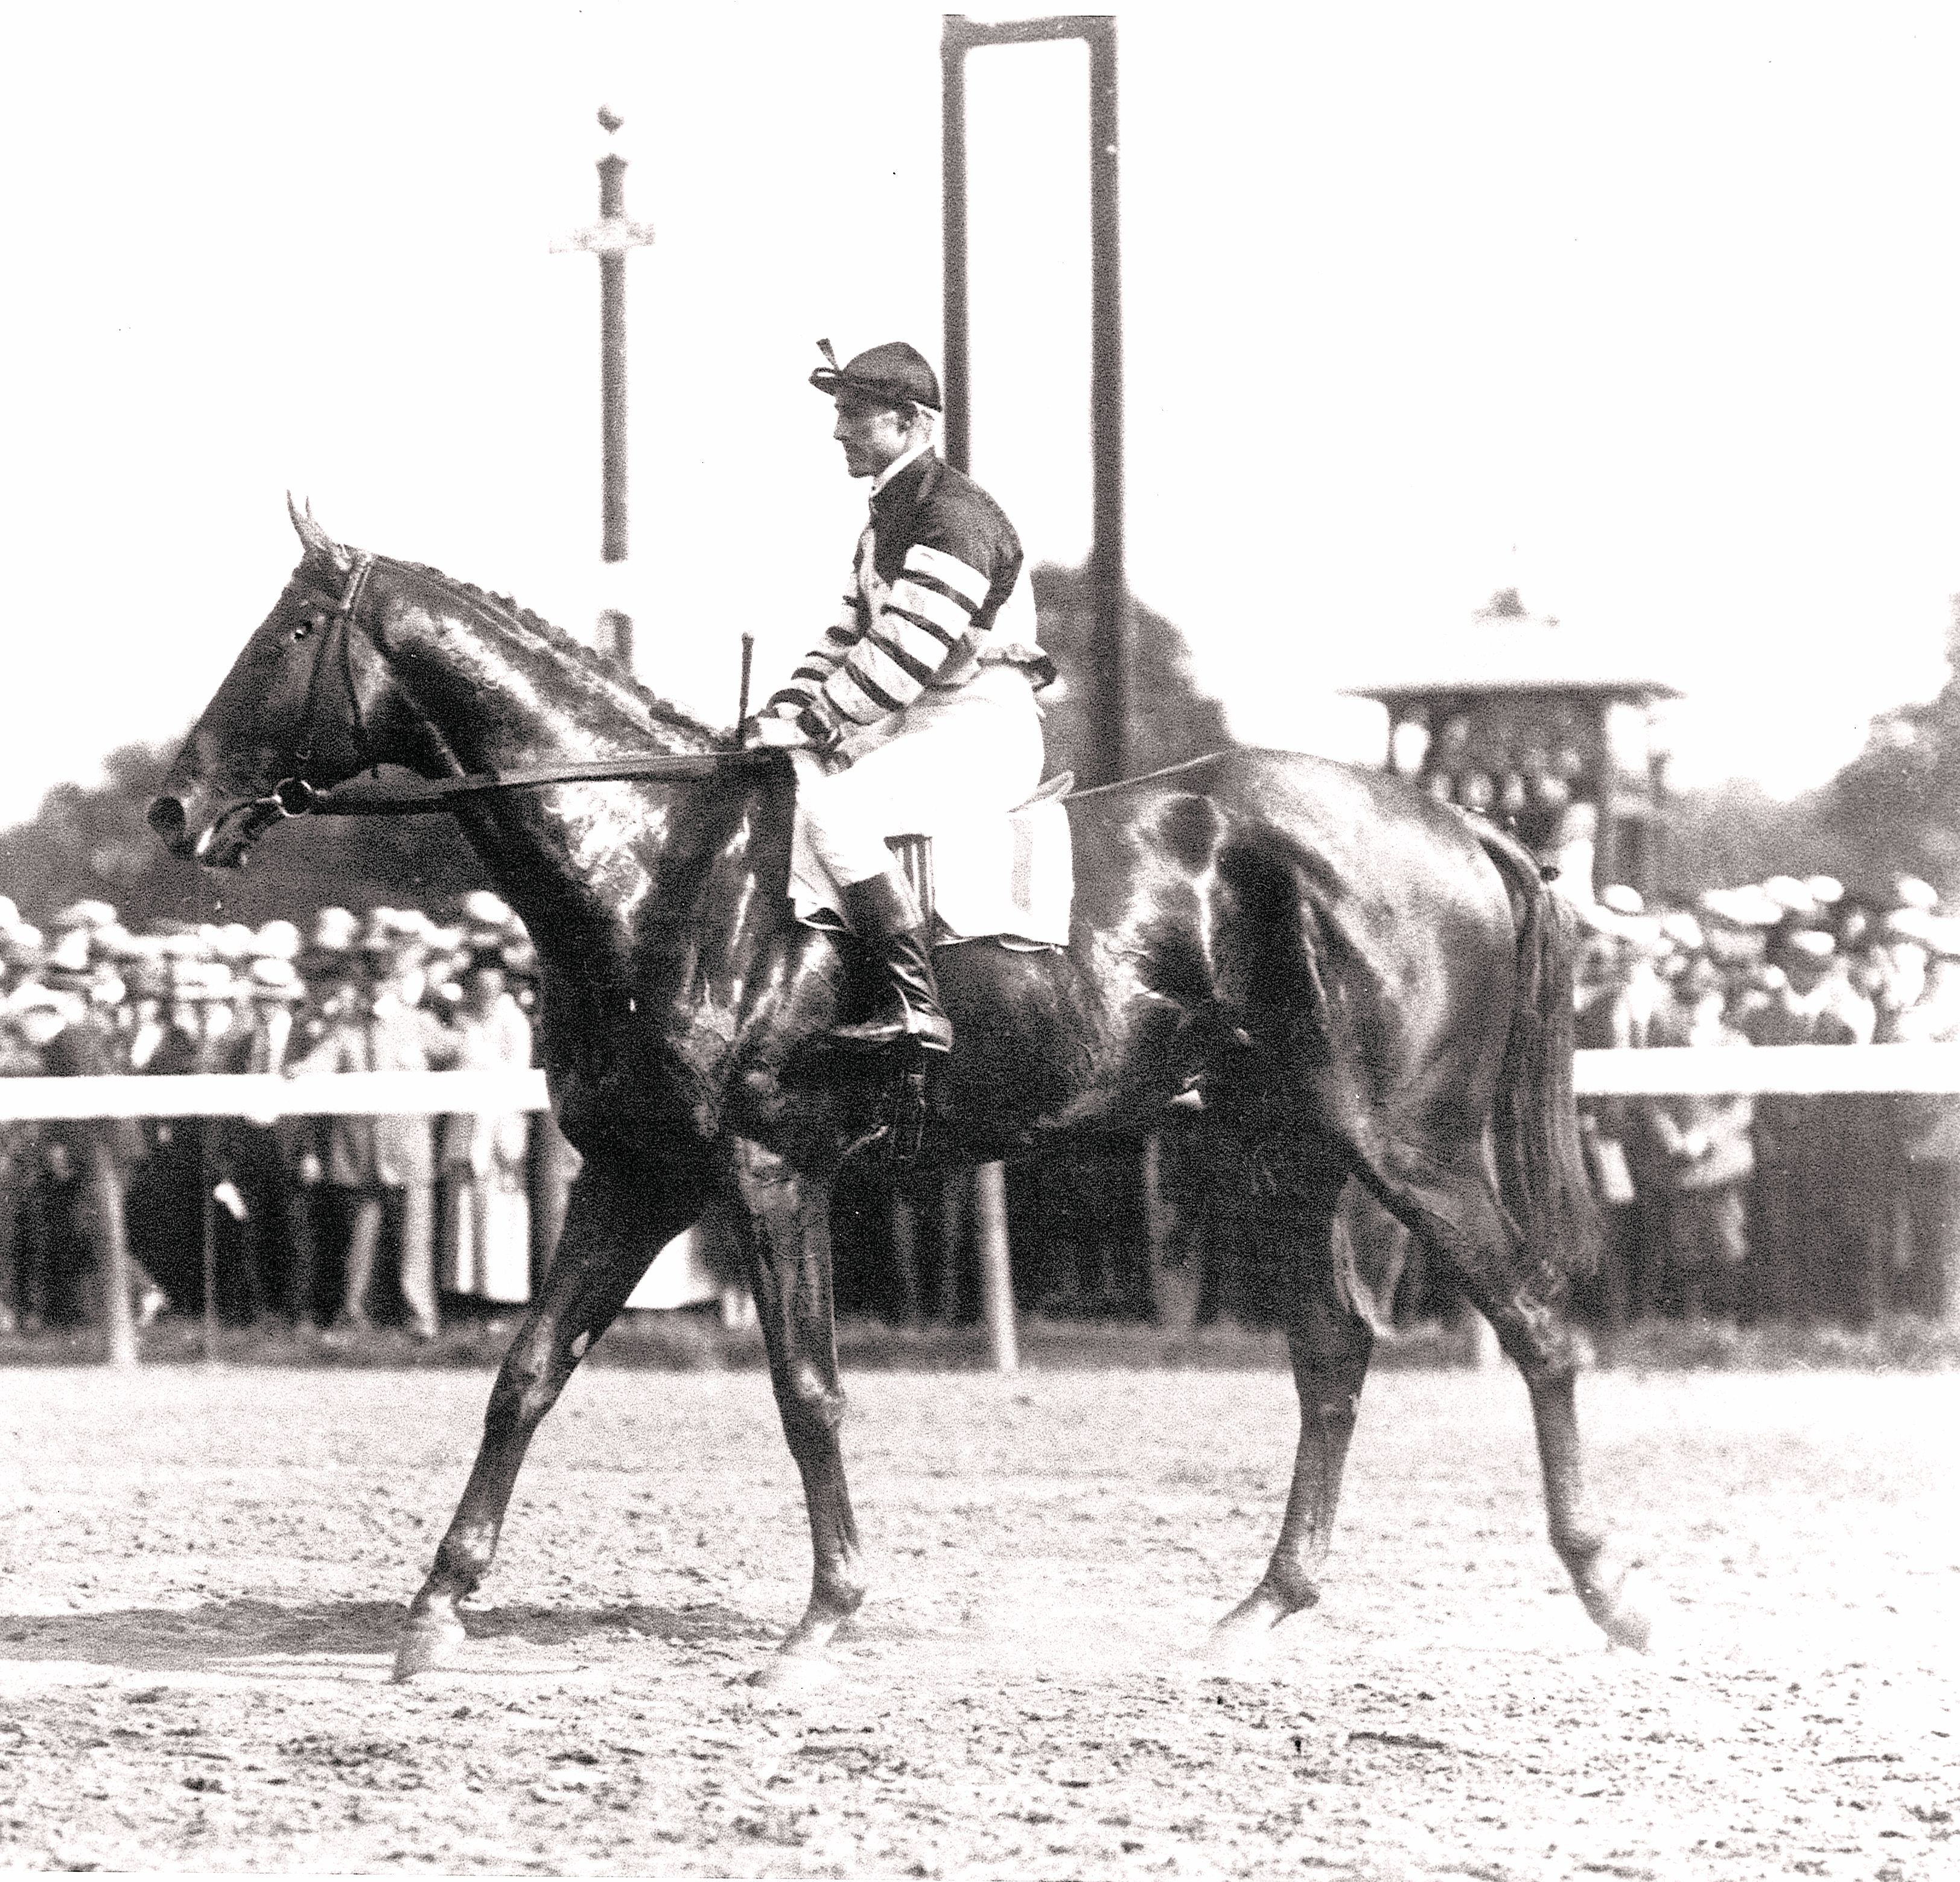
[[742, 714, 812, 751]]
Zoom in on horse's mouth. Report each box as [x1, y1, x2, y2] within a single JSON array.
[[191, 797, 283, 869]]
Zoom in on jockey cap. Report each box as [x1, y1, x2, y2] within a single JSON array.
[[809, 339, 942, 412]]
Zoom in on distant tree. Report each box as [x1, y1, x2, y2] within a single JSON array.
[[1031, 562, 1233, 781], [1814, 597, 1960, 894], [1661, 780, 1856, 899], [0, 736, 488, 930], [1478, 587, 1529, 619]]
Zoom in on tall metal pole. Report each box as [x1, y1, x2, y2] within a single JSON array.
[[555, 106, 656, 670], [1084, 22, 1127, 788], [941, 36, 972, 477], [941, 14, 1127, 787], [597, 121, 629, 573]]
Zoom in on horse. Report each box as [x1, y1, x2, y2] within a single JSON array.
[[150, 504, 1653, 1687]]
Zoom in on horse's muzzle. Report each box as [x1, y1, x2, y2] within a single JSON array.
[[146, 793, 192, 857], [148, 787, 278, 868]]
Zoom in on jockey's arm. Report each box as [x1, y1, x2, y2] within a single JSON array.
[[760, 527, 1006, 751]]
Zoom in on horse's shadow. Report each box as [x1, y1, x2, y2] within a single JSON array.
[[0, 1597, 770, 1674]]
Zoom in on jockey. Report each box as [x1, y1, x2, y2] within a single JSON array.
[[744, 340, 1052, 1054]]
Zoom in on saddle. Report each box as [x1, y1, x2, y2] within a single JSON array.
[[807, 774, 1075, 1172]]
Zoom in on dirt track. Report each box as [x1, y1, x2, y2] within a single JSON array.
[[0, 1362, 1953, 1878]]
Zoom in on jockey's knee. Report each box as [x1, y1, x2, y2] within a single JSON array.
[[801, 799, 894, 888]]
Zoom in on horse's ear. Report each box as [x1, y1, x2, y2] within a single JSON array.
[[286, 492, 346, 571]]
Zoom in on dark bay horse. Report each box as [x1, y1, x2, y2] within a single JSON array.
[[150, 507, 1652, 1686]]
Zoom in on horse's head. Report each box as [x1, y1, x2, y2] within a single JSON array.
[[150, 500, 401, 868]]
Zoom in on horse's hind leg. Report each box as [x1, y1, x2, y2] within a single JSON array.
[[1375, 1154, 1653, 1652], [392, 1160, 702, 1680], [1208, 1175, 1373, 1667], [1472, 1276, 1653, 1652]]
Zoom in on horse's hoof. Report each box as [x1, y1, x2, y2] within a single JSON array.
[[748, 1651, 839, 1694], [1200, 1616, 1274, 1679], [391, 1611, 466, 1682], [1600, 1583, 1656, 1655]]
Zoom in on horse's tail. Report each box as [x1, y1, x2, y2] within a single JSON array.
[[1476, 826, 1605, 1294]]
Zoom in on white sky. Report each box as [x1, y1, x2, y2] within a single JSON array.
[[4, 1, 1959, 829]]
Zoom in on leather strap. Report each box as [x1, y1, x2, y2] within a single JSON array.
[[302, 749, 776, 816]]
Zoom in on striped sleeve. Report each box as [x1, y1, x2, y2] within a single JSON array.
[[815, 541, 990, 729], [762, 593, 862, 720]]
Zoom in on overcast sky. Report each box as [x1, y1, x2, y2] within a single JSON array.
[[4, 1, 1959, 830]]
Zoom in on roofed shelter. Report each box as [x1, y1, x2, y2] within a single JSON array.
[[1340, 591, 1681, 899]]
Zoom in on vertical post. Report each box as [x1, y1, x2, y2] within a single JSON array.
[[91, 1137, 136, 1370], [937, 1171, 967, 1324], [974, 1160, 1018, 1374], [597, 129, 629, 571], [941, 26, 971, 476], [1084, 18, 1127, 789], [556, 106, 656, 670], [1142, 1131, 1200, 1335], [200, 1137, 219, 1364], [941, 15, 1125, 781], [1591, 702, 1619, 889], [890, 1194, 924, 1329]]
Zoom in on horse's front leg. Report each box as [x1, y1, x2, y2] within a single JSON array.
[[392, 1159, 702, 1680], [722, 1135, 864, 1690]]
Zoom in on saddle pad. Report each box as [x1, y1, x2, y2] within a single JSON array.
[[791, 793, 1074, 947]]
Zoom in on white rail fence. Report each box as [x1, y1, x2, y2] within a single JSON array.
[[7, 1051, 1954, 1370], [2, 1047, 1959, 1120]]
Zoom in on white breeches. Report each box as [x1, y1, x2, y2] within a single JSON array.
[[793, 667, 1044, 887]]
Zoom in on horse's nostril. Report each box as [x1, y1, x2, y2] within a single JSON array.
[[147, 795, 186, 841]]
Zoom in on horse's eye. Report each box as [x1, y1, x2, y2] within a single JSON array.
[[292, 619, 317, 642]]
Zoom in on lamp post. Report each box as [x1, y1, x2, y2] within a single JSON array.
[[553, 105, 657, 669]]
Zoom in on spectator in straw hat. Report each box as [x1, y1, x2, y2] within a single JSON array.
[[288, 921, 459, 1340]]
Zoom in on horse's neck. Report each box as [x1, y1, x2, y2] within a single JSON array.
[[374, 569, 786, 984], [378, 569, 711, 772]]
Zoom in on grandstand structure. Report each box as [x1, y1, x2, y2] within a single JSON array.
[[1343, 601, 1680, 898]]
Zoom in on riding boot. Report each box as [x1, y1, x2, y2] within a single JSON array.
[[830, 871, 954, 1054]]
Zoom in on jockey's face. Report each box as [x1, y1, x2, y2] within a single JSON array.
[[832, 393, 920, 479]]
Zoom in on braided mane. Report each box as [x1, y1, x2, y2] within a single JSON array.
[[389, 555, 725, 745]]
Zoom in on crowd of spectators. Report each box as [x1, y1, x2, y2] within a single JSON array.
[[0, 891, 536, 1338], [4, 862, 1959, 1344], [1570, 869, 1960, 1329]]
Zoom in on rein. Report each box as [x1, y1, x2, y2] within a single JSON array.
[[247, 552, 769, 827], [299, 750, 773, 817]]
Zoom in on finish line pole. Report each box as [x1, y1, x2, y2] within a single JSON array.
[[942, 12, 1128, 1373], [941, 11, 1127, 787]]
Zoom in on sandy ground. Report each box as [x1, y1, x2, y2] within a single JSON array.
[[0, 1362, 1954, 1878]]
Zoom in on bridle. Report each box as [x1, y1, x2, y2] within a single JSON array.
[[258, 550, 380, 821], [239, 548, 771, 834]]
